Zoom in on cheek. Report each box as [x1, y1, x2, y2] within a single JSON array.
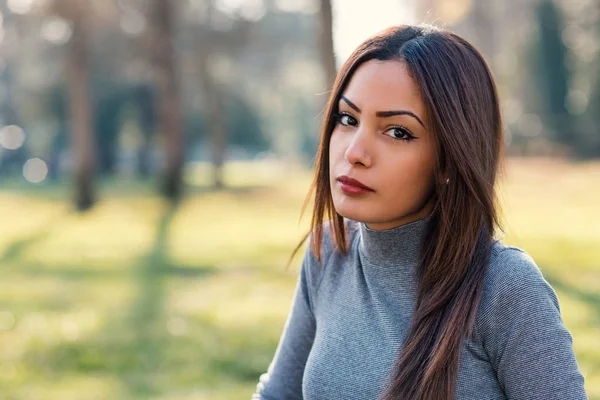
[[329, 130, 346, 166], [384, 152, 436, 197]]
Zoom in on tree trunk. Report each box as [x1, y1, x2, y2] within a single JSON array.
[[148, 0, 184, 201], [67, 7, 96, 211], [318, 0, 337, 90], [136, 86, 156, 179], [198, 54, 227, 189]]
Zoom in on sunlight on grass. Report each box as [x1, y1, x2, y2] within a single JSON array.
[[0, 194, 68, 255], [167, 269, 298, 329], [167, 188, 311, 270], [13, 374, 125, 399], [500, 158, 600, 249], [19, 198, 167, 268]]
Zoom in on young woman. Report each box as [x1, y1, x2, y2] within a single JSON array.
[[252, 25, 587, 400]]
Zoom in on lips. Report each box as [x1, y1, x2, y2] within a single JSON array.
[[336, 175, 374, 194]]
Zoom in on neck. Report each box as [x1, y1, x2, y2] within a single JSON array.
[[358, 215, 430, 266]]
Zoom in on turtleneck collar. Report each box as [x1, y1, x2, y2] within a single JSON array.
[[358, 215, 430, 266]]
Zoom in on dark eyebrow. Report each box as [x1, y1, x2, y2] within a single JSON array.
[[341, 96, 361, 113], [340, 95, 425, 128], [376, 110, 425, 128]]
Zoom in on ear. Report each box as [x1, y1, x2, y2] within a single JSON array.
[[437, 168, 449, 185], [436, 155, 449, 186]]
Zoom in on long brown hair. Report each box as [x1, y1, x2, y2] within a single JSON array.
[[297, 25, 503, 399]]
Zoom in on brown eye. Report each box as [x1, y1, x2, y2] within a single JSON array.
[[384, 126, 416, 141]]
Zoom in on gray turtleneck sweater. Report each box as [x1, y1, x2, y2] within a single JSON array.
[[252, 218, 587, 399]]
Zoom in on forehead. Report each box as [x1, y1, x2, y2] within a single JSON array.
[[341, 60, 425, 115]]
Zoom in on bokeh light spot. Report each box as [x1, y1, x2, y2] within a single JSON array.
[[23, 158, 48, 183], [7, 0, 35, 15], [41, 16, 72, 45], [0, 125, 25, 150]]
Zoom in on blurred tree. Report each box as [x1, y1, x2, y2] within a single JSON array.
[[147, 0, 184, 201], [582, 57, 600, 157], [176, 0, 267, 188], [184, 92, 269, 155], [197, 31, 228, 189], [533, 0, 573, 146], [94, 81, 122, 176], [570, 0, 600, 158], [191, 1, 253, 189], [134, 84, 157, 178], [0, 3, 23, 177], [91, 82, 156, 178], [318, 0, 336, 90], [1, 0, 329, 186], [226, 93, 270, 152], [49, 0, 97, 210], [44, 84, 68, 181]]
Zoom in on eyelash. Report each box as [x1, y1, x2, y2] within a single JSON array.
[[334, 112, 417, 142]]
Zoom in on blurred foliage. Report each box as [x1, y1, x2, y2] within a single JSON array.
[[45, 82, 157, 177], [0, 0, 326, 189], [185, 90, 271, 153], [420, 0, 600, 158], [46, 81, 269, 177], [532, 0, 572, 144]]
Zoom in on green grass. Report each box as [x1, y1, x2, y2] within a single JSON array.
[[0, 158, 598, 399]]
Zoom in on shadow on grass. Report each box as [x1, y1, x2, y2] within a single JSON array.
[[18, 203, 223, 398], [11, 262, 217, 281], [0, 178, 274, 201], [0, 212, 72, 266], [185, 185, 272, 196], [123, 202, 178, 395]]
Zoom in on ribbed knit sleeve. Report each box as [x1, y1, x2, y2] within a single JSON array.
[[476, 247, 588, 400], [251, 242, 322, 400]]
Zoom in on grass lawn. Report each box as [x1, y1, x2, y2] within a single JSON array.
[[0, 157, 598, 399]]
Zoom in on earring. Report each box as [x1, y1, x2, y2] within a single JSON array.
[[445, 178, 450, 184]]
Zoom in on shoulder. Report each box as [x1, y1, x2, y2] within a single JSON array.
[[483, 241, 555, 301], [476, 241, 561, 334], [484, 242, 547, 290], [305, 218, 360, 265], [301, 219, 359, 289]]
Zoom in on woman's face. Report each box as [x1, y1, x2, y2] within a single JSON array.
[[329, 59, 438, 230]]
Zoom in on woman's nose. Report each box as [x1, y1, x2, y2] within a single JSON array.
[[344, 128, 372, 167]]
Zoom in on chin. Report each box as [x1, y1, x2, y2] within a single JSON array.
[[332, 192, 429, 229], [332, 197, 378, 224]]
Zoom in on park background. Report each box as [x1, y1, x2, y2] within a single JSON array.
[[0, 0, 598, 398]]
